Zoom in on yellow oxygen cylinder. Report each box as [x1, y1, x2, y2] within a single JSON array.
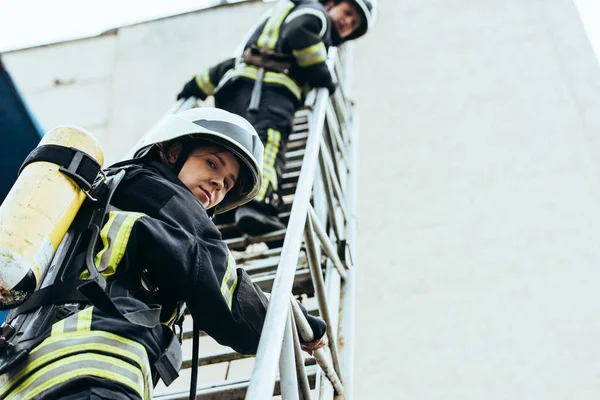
[[0, 125, 104, 309]]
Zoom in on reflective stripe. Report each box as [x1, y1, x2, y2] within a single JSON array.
[[58, 306, 93, 334], [163, 301, 185, 326], [0, 330, 152, 399], [7, 353, 145, 400], [257, 0, 295, 50], [81, 211, 145, 280], [50, 319, 65, 336], [195, 68, 215, 95], [293, 42, 327, 67], [256, 128, 281, 202], [220, 251, 238, 310], [216, 64, 301, 100], [285, 8, 328, 38], [94, 211, 119, 272]]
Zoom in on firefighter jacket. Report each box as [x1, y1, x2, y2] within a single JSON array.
[[0, 159, 326, 399], [192, 0, 336, 104]]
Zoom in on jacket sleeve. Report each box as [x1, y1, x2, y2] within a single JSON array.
[[133, 215, 326, 354], [282, 10, 335, 93], [109, 169, 325, 354], [192, 58, 236, 100]]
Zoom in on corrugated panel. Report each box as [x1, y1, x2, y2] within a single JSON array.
[[0, 56, 42, 202]]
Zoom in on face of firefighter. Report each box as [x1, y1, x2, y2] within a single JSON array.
[[325, 1, 363, 39], [169, 144, 241, 209]]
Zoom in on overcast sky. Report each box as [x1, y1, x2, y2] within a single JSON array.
[[0, 0, 216, 52], [0, 0, 599, 59]]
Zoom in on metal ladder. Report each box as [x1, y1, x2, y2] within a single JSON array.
[[153, 44, 358, 400]]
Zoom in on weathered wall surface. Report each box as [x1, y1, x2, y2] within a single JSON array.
[[4, 0, 600, 398], [3, 2, 268, 164], [351, 0, 600, 398]]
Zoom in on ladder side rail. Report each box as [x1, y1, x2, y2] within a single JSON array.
[[307, 207, 348, 279], [317, 149, 344, 242], [337, 110, 360, 400], [318, 263, 343, 400], [290, 313, 313, 400], [323, 114, 346, 193], [289, 300, 344, 395], [280, 313, 301, 400], [304, 216, 343, 383], [244, 87, 330, 399]]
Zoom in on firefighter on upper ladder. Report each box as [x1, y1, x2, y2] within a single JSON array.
[[177, 0, 377, 239], [0, 108, 326, 399]]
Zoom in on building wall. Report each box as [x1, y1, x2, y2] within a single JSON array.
[[3, 1, 268, 165], [351, 0, 600, 398], [4, 0, 600, 398]]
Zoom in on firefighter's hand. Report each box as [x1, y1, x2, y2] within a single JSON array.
[[301, 336, 327, 355], [177, 76, 203, 100], [326, 81, 337, 96]]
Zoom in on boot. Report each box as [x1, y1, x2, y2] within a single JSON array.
[[234, 205, 286, 236]]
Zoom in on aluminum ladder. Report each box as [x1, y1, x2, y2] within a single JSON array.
[[153, 45, 359, 400]]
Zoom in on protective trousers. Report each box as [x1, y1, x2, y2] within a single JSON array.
[[215, 80, 297, 214]]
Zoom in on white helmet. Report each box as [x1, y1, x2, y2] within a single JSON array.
[[324, 0, 377, 42], [131, 108, 264, 214], [348, 0, 377, 40]]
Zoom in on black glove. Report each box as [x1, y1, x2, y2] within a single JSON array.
[[297, 301, 327, 342], [326, 81, 337, 96], [177, 76, 204, 100]]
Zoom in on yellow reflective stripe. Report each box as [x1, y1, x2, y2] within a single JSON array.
[[50, 319, 65, 336], [76, 306, 93, 332], [194, 68, 215, 95], [236, 65, 301, 99], [163, 301, 185, 326], [92, 211, 118, 272], [106, 213, 144, 273], [8, 353, 146, 400], [82, 211, 145, 280], [262, 71, 301, 99], [0, 330, 152, 399], [293, 42, 327, 67], [217, 64, 301, 100], [53, 306, 94, 335], [220, 251, 238, 310], [257, 1, 295, 49], [256, 128, 281, 201]]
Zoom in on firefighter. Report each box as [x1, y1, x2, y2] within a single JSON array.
[[176, 0, 377, 237], [0, 108, 326, 399]]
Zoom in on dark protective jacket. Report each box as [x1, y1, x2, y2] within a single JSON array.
[[104, 161, 273, 354], [0, 160, 325, 399], [192, 0, 337, 104]]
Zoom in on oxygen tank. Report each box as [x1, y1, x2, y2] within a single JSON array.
[[0, 126, 104, 309]]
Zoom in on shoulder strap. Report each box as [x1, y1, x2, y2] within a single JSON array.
[[19, 144, 101, 191]]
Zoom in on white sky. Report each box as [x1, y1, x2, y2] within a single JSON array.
[[0, 0, 599, 58], [576, 0, 600, 64], [0, 0, 218, 52]]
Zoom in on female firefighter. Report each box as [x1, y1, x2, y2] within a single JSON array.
[[0, 107, 326, 399]]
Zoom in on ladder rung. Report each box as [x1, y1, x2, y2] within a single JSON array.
[[154, 365, 318, 400]]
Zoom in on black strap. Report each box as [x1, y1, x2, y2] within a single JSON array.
[[19, 144, 101, 191], [77, 280, 161, 328], [9, 281, 91, 318], [189, 320, 200, 400], [154, 327, 182, 387]]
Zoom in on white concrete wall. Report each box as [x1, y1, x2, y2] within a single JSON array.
[[4, 0, 600, 398], [352, 0, 600, 399], [3, 2, 268, 164]]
